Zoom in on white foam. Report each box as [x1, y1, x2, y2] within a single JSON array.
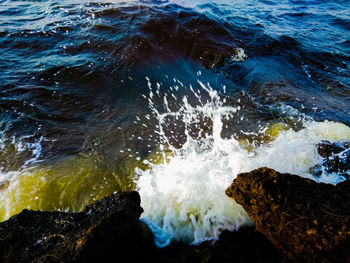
[[135, 79, 350, 246], [252, 121, 350, 183]]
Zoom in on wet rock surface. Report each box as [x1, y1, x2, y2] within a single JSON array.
[[315, 140, 350, 180], [0, 191, 287, 263], [0, 191, 156, 263], [226, 167, 350, 262]]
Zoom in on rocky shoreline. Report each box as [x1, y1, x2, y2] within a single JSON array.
[[0, 142, 349, 262], [0, 190, 287, 263]]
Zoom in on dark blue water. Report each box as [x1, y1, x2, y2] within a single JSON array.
[[0, 0, 349, 222]]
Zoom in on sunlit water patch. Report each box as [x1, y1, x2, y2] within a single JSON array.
[[0, 149, 145, 221]]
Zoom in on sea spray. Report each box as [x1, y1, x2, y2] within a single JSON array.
[[136, 79, 350, 246], [0, 79, 348, 236], [136, 79, 251, 246]]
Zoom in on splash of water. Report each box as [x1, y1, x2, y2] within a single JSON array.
[[136, 79, 250, 246], [135, 79, 350, 247]]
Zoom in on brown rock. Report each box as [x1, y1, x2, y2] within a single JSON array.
[[226, 167, 350, 262]]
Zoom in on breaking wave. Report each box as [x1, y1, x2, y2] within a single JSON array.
[[136, 79, 350, 246]]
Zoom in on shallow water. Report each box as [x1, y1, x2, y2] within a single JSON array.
[[0, 0, 349, 245]]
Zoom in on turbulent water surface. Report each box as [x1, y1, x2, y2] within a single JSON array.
[[0, 0, 350, 246]]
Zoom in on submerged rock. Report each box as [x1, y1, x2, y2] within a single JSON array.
[[226, 167, 350, 262], [315, 140, 350, 180], [0, 190, 287, 263]]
